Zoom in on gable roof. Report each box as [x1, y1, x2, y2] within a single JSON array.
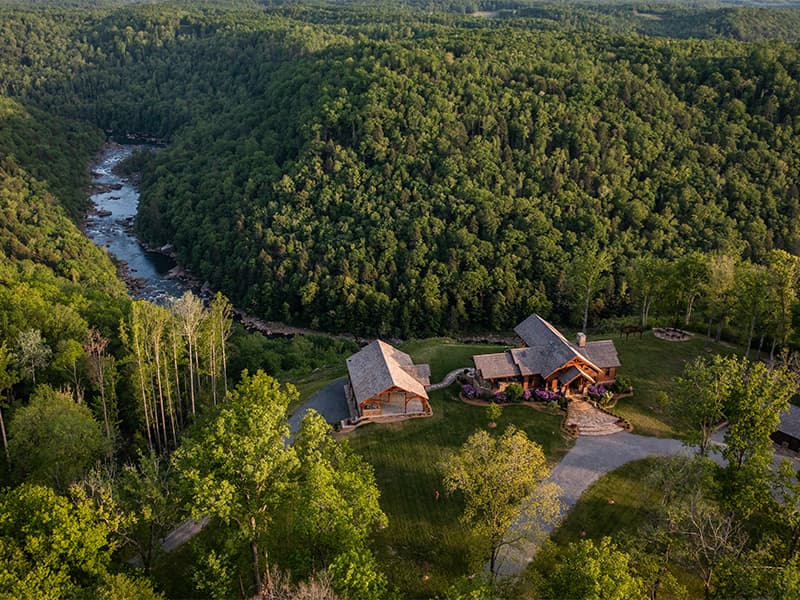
[[777, 404, 800, 440], [580, 340, 621, 369], [513, 314, 601, 376], [558, 365, 596, 386], [346, 340, 429, 405], [474, 352, 521, 380], [474, 314, 620, 381]]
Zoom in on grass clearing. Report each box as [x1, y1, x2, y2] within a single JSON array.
[[597, 331, 737, 438], [400, 337, 509, 382]]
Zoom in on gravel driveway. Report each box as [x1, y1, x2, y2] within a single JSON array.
[[495, 433, 700, 577]]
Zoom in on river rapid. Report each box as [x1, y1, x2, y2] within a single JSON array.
[[85, 144, 187, 304]]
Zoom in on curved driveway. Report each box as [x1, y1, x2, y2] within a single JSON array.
[[496, 433, 707, 577]]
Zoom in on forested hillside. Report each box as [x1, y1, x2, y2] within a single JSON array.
[[3, 3, 800, 338], [4, 1, 800, 598]]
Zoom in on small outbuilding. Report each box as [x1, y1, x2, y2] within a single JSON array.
[[345, 340, 432, 420], [772, 404, 800, 453]]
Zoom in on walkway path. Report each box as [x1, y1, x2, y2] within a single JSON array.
[[495, 433, 702, 577], [426, 367, 473, 392]]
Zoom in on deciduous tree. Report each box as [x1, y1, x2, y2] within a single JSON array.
[[8, 385, 110, 491], [538, 537, 646, 600], [172, 370, 298, 596], [671, 355, 735, 456], [441, 426, 560, 576]]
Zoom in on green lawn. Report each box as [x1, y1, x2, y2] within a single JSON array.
[[348, 385, 571, 597], [597, 331, 738, 438], [400, 337, 510, 382]]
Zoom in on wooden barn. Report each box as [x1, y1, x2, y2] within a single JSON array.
[[345, 340, 432, 420], [472, 314, 620, 396], [772, 404, 800, 453]]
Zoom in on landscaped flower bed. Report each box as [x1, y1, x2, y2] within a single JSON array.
[[461, 383, 478, 399]]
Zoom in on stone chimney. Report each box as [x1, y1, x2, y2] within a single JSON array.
[[576, 332, 586, 348]]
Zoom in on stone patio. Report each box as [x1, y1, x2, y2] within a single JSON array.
[[565, 399, 631, 436]]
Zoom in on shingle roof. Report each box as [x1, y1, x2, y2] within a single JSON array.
[[557, 365, 595, 385], [474, 314, 620, 382], [346, 340, 429, 405], [777, 404, 800, 440], [474, 352, 520, 380], [401, 364, 431, 386], [579, 340, 621, 369], [514, 314, 601, 376]]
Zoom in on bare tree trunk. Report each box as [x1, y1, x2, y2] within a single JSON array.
[[745, 315, 755, 359], [132, 323, 153, 452], [685, 294, 696, 327], [193, 345, 202, 407], [210, 334, 217, 407], [220, 321, 228, 397], [162, 353, 177, 448], [0, 405, 9, 464], [250, 517, 262, 594], [153, 336, 168, 451], [71, 363, 83, 405], [187, 342, 196, 417], [171, 332, 183, 430], [143, 337, 162, 453]]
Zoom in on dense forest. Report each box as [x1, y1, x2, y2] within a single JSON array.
[[3, 0, 800, 597], [4, 1, 800, 336]]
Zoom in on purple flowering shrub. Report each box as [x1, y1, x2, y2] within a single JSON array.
[[533, 389, 560, 402], [494, 391, 507, 402], [462, 384, 478, 399], [587, 385, 607, 399], [523, 389, 532, 401], [533, 390, 561, 402]]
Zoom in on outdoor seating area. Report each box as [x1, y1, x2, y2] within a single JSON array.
[[653, 327, 692, 341]]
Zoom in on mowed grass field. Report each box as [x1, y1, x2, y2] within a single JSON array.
[[593, 331, 738, 438]]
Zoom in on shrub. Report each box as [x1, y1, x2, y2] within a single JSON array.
[[586, 385, 607, 400], [533, 389, 560, 402], [494, 391, 507, 402], [505, 383, 524, 403], [462, 384, 478, 399], [485, 402, 503, 423], [611, 376, 633, 394]]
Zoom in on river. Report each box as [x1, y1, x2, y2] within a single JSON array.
[[83, 145, 353, 340], [84, 145, 187, 304]]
